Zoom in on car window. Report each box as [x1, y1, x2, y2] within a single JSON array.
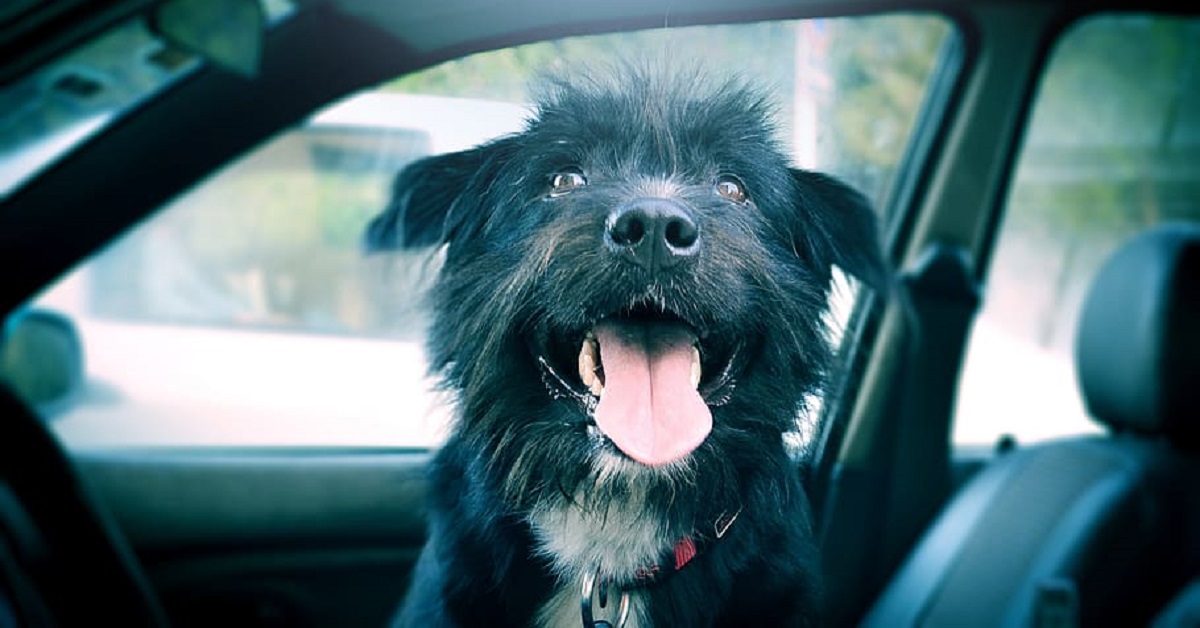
[[30, 14, 955, 449], [953, 14, 1200, 449]]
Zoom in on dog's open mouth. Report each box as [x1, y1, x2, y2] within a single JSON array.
[[534, 304, 742, 466]]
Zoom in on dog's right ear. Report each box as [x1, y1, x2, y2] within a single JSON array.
[[789, 168, 890, 296], [363, 145, 494, 251]]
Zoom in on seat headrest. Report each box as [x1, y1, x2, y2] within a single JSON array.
[[1076, 223, 1200, 447]]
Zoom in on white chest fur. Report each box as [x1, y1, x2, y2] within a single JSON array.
[[532, 453, 681, 624], [529, 492, 668, 627]]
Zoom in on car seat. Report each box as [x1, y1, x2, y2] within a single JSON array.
[[862, 223, 1200, 626]]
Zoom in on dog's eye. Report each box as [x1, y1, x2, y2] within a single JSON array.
[[549, 170, 587, 196], [714, 175, 748, 203]]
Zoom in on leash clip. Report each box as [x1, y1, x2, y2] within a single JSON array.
[[581, 569, 630, 628]]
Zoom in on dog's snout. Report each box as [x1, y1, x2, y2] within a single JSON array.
[[606, 199, 699, 269]]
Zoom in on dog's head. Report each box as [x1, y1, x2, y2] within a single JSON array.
[[366, 69, 885, 512]]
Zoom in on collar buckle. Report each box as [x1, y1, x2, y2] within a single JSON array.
[[581, 569, 630, 628]]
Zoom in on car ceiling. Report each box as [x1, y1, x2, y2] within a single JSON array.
[[326, 0, 883, 55]]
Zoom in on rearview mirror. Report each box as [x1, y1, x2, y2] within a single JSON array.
[[0, 309, 84, 417], [151, 0, 265, 78]]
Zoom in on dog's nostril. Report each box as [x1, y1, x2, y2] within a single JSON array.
[[610, 212, 646, 247], [607, 199, 700, 269], [665, 217, 698, 250]]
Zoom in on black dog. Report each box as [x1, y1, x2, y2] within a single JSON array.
[[365, 68, 885, 627]]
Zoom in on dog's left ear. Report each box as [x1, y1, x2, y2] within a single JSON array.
[[789, 168, 890, 295]]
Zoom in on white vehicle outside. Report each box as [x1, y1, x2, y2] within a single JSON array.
[[36, 92, 531, 448]]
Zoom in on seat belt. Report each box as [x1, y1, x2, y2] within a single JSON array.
[[878, 244, 980, 572], [818, 244, 980, 625]]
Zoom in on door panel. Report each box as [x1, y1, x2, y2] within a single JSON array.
[[75, 450, 431, 627]]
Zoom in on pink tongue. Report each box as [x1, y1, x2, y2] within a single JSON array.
[[592, 321, 712, 466]]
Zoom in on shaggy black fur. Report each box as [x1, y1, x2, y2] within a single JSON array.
[[366, 68, 886, 627]]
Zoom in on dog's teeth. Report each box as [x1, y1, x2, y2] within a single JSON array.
[[691, 345, 702, 389], [579, 343, 596, 388], [579, 336, 602, 396]]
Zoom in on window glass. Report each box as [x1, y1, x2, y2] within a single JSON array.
[[29, 14, 954, 448], [954, 14, 1200, 448]]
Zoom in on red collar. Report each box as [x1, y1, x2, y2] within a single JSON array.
[[624, 508, 740, 589], [580, 510, 741, 627]]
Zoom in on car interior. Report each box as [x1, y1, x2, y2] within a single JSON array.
[[0, 0, 1197, 626], [865, 223, 1200, 626]]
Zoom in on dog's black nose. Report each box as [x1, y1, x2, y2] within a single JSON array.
[[606, 198, 699, 269]]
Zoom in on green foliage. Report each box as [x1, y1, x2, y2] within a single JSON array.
[[1009, 16, 1200, 235], [384, 23, 800, 105], [820, 15, 950, 199], [827, 15, 950, 165]]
